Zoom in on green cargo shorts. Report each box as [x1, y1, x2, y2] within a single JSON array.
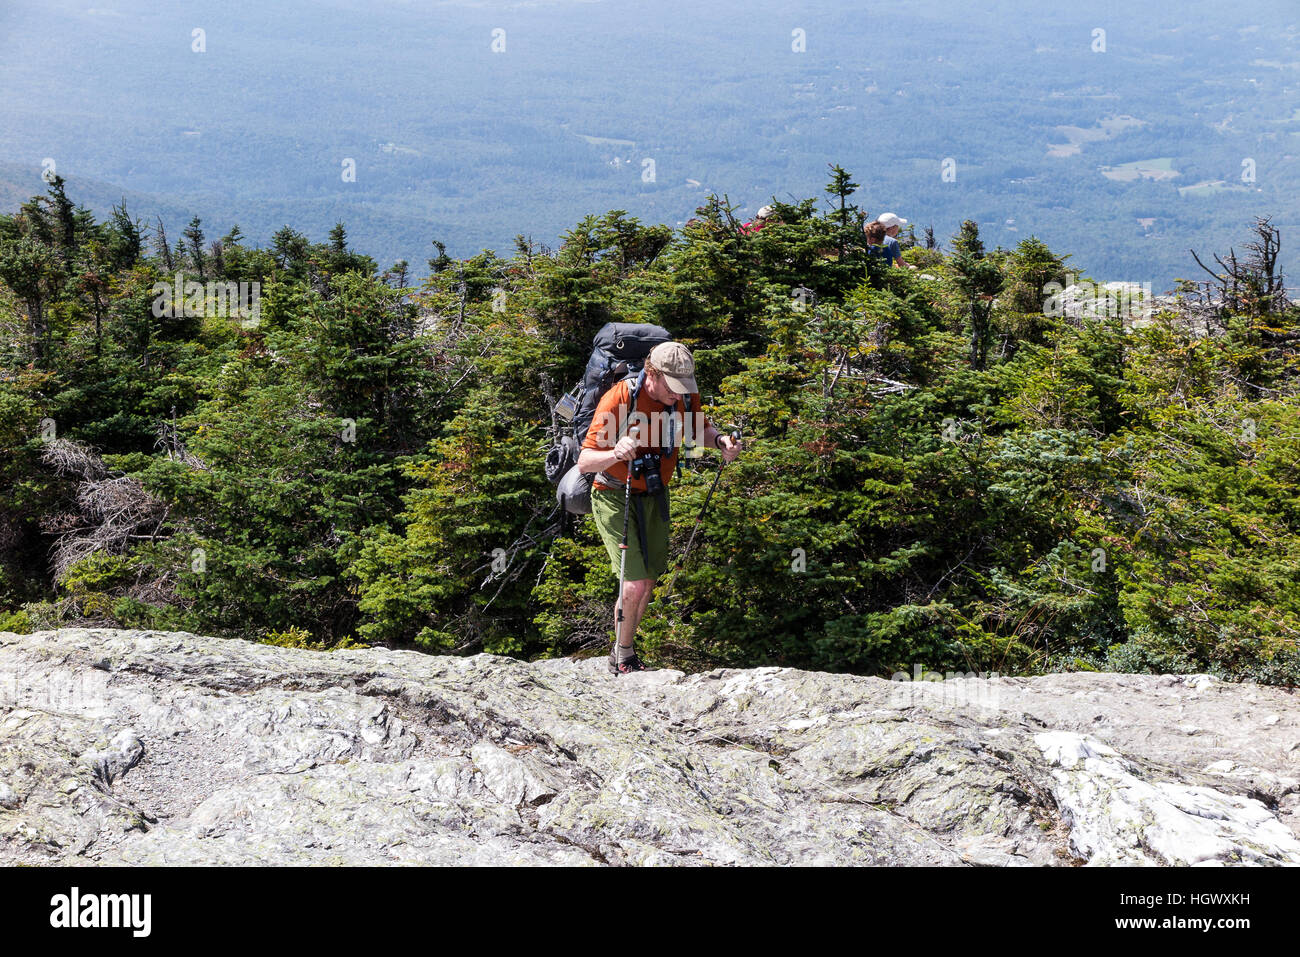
[[590, 486, 671, 581]]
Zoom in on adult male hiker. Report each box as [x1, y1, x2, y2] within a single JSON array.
[[576, 342, 741, 674]]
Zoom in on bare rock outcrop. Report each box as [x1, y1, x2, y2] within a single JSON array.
[[1, 629, 1296, 866]]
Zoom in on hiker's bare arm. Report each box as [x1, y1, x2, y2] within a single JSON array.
[[578, 436, 638, 474], [702, 421, 742, 463]]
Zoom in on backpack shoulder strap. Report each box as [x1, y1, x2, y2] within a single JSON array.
[[673, 393, 691, 480], [619, 369, 645, 441], [683, 392, 693, 448], [597, 371, 646, 491]]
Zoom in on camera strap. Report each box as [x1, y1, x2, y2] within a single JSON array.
[[632, 494, 650, 570]]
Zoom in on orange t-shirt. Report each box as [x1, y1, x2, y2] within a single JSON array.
[[582, 379, 704, 492]]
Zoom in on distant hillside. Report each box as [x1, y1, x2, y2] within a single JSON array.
[[0, 163, 197, 245], [0, 160, 504, 272], [4, 0, 1300, 287]]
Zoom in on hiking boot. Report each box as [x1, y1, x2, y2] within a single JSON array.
[[608, 647, 648, 675]]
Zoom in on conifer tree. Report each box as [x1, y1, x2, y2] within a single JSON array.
[[0, 238, 60, 362], [183, 216, 207, 279], [154, 217, 174, 271], [270, 226, 310, 278], [45, 175, 77, 261], [951, 220, 1003, 369], [385, 260, 409, 290], [107, 201, 142, 271], [824, 164, 860, 231], [428, 239, 452, 274]]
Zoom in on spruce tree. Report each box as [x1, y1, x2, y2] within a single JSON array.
[[183, 216, 207, 279], [951, 220, 1003, 370], [45, 174, 77, 261], [824, 163, 860, 231], [428, 239, 452, 274], [107, 201, 142, 270]]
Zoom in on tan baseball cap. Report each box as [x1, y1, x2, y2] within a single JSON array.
[[648, 341, 698, 394]]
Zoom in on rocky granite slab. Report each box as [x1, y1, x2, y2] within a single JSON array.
[[1, 629, 1296, 866]]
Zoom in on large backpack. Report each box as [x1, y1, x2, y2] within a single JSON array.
[[547, 322, 673, 515]]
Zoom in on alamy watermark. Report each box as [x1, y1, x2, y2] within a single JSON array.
[[587, 407, 707, 452], [889, 664, 1003, 710], [151, 274, 261, 327], [50, 887, 151, 937], [1042, 276, 1152, 322], [0, 669, 111, 716]]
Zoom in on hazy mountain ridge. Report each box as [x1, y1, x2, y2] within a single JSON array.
[[3, 0, 1299, 284]]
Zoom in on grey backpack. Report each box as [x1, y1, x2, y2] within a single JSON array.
[[547, 322, 673, 515]]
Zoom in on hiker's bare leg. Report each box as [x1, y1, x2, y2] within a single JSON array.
[[618, 579, 639, 647], [624, 577, 654, 644], [615, 577, 654, 649]]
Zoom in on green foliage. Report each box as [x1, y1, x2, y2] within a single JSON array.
[[1, 178, 1297, 684], [950, 220, 1004, 370], [261, 626, 367, 651], [0, 609, 32, 634], [346, 385, 548, 653]]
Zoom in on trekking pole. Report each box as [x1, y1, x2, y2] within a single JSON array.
[[660, 427, 741, 604], [615, 426, 640, 642]]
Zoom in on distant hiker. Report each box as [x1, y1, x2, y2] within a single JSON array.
[[877, 212, 908, 239], [866, 212, 915, 269], [863, 219, 888, 254], [577, 342, 741, 674], [741, 204, 777, 235]]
